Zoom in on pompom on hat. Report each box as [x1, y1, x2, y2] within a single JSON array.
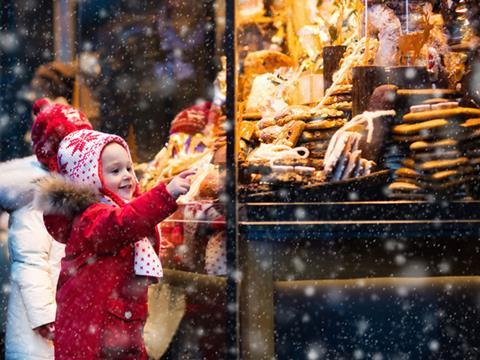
[[57, 129, 140, 206], [31, 98, 93, 172], [32, 98, 51, 116]]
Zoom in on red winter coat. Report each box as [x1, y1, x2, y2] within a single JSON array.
[[38, 177, 177, 360]]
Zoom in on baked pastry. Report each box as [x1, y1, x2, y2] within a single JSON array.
[[239, 121, 258, 142], [196, 170, 224, 200], [403, 107, 480, 123], [304, 118, 346, 131], [273, 121, 306, 147], [241, 51, 294, 101], [410, 139, 458, 152], [299, 129, 339, 143], [243, 50, 295, 76]]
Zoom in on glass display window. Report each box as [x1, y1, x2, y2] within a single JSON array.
[[235, 0, 480, 204], [232, 1, 480, 358]]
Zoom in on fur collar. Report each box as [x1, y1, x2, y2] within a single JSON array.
[[34, 174, 100, 218]]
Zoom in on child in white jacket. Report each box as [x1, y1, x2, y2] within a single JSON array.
[[0, 99, 92, 359]]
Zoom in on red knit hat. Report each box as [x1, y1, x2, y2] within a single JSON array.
[[170, 102, 214, 135], [31, 98, 92, 172]]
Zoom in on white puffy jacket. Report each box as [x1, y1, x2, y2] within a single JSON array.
[[0, 156, 65, 360]]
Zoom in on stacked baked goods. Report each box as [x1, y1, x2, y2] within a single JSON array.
[[387, 100, 480, 199], [240, 108, 395, 186], [237, 37, 383, 188], [242, 144, 325, 185], [320, 84, 353, 113], [240, 106, 328, 185], [459, 117, 480, 197], [383, 89, 461, 173], [315, 37, 378, 112], [293, 107, 347, 160]]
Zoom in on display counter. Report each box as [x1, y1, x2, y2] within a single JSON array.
[[237, 200, 480, 358], [240, 200, 480, 240]]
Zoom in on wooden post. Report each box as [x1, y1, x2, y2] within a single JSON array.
[[239, 238, 275, 359], [54, 0, 76, 62], [323, 45, 346, 90]]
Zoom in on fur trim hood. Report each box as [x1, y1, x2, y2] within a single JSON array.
[[0, 156, 47, 212], [34, 174, 100, 244], [34, 174, 99, 217]]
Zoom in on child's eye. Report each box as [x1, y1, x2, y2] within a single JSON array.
[[112, 169, 119, 174], [127, 166, 132, 172]]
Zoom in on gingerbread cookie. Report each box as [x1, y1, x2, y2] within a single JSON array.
[[243, 50, 294, 74], [431, 102, 459, 110], [403, 107, 480, 123], [329, 84, 352, 95], [302, 141, 329, 159], [242, 112, 262, 120], [416, 157, 469, 172], [413, 150, 462, 162], [311, 108, 345, 119], [393, 119, 450, 135], [276, 113, 313, 127], [393, 126, 466, 143], [395, 168, 422, 183], [461, 118, 480, 128], [422, 98, 450, 104], [428, 168, 475, 181], [410, 139, 458, 152], [323, 95, 353, 106], [328, 102, 352, 111], [410, 104, 432, 113], [388, 181, 423, 192], [402, 158, 415, 168], [273, 120, 306, 147], [299, 129, 338, 143], [271, 158, 324, 169], [304, 118, 346, 131]]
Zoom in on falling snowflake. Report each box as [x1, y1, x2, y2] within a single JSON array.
[[429, 339, 440, 352], [0, 32, 19, 52]]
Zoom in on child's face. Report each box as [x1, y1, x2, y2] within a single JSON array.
[[101, 142, 135, 201]]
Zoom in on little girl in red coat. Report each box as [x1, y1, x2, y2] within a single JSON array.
[[36, 129, 193, 359]]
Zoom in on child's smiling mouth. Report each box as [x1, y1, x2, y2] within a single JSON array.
[[119, 183, 132, 190]]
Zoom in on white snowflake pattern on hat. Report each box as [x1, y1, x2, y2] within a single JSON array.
[[60, 107, 91, 127], [58, 129, 130, 189]]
